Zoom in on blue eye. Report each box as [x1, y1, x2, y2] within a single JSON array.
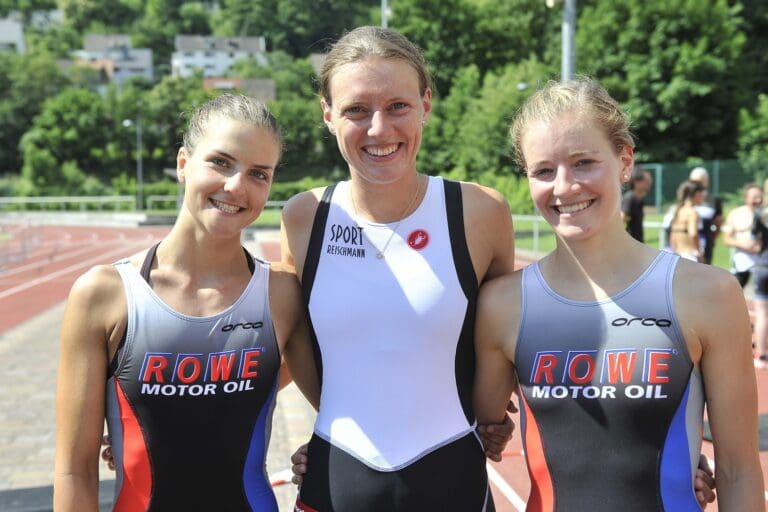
[[531, 168, 554, 178], [343, 106, 366, 117]]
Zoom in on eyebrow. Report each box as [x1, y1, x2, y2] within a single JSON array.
[[213, 150, 274, 170]]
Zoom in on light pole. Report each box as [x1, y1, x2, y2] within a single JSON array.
[[562, 0, 576, 81], [381, 0, 389, 28], [122, 115, 144, 211], [546, 0, 576, 81]]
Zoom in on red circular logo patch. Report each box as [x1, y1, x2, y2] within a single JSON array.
[[407, 229, 429, 250]]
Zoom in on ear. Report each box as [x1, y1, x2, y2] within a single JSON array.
[[176, 146, 189, 183], [619, 145, 634, 183], [421, 87, 433, 125], [321, 97, 335, 134]]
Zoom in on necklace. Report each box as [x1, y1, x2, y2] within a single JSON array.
[[350, 175, 423, 260]]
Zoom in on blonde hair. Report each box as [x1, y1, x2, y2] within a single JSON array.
[[509, 77, 634, 172], [183, 94, 283, 161], [318, 26, 432, 105]]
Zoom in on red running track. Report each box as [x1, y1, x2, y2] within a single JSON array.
[[0, 225, 169, 334], [1, 225, 766, 510]]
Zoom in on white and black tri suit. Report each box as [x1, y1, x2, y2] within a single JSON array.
[[296, 177, 493, 511]]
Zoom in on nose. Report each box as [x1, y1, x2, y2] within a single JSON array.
[[223, 170, 246, 197], [367, 110, 390, 137], [552, 165, 580, 197]]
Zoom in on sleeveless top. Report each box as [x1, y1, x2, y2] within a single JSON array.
[[105, 246, 281, 511], [301, 176, 480, 470], [515, 251, 704, 511]]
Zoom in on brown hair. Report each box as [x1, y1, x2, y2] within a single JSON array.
[[509, 77, 634, 172], [183, 94, 283, 161], [318, 26, 432, 105]]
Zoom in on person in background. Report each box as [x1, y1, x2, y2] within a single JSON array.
[[668, 180, 705, 261], [475, 77, 763, 511], [689, 166, 723, 264], [55, 95, 318, 512], [621, 166, 653, 242], [747, 201, 768, 367], [722, 183, 762, 287]]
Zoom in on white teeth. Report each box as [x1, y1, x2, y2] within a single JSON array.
[[556, 201, 591, 214], [210, 199, 241, 214], [365, 144, 399, 156]]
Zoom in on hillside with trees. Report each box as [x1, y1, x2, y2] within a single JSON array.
[[0, 0, 767, 211]]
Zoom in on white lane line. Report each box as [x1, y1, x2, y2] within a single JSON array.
[[0, 235, 157, 300], [487, 462, 526, 511], [0, 236, 133, 277]]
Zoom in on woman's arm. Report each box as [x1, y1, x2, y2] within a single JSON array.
[[473, 274, 521, 428], [676, 264, 764, 511], [54, 266, 124, 512], [270, 266, 320, 409]]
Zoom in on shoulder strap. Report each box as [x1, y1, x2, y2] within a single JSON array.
[[443, 179, 477, 298], [301, 184, 337, 303], [140, 242, 160, 282]]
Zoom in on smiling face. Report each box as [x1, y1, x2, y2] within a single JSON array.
[[322, 56, 431, 185], [522, 111, 634, 242], [177, 115, 280, 239]]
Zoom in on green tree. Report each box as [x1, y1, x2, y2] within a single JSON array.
[[0, 0, 56, 23], [738, 93, 768, 176], [392, 0, 558, 95], [0, 52, 70, 175], [229, 51, 317, 100], [390, 0, 479, 96], [179, 2, 211, 35], [20, 87, 111, 191], [576, 0, 746, 161], [270, 96, 344, 181], [213, 0, 373, 57], [738, 0, 768, 99], [132, 0, 195, 75], [419, 64, 482, 177], [24, 24, 82, 57], [453, 59, 553, 179], [138, 74, 212, 181], [230, 52, 343, 180], [59, 0, 141, 32]]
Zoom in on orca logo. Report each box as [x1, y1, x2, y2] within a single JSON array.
[[611, 317, 672, 327], [222, 321, 264, 332]]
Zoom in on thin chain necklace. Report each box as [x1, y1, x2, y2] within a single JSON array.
[[350, 175, 424, 260]]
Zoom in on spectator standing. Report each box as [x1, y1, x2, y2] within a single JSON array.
[[668, 180, 705, 261], [689, 166, 723, 264], [722, 183, 762, 287], [621, 166, 652, 242]]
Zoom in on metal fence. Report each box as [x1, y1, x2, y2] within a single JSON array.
[[640, 159, 764, 212], [0, 196, 136, 211]]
